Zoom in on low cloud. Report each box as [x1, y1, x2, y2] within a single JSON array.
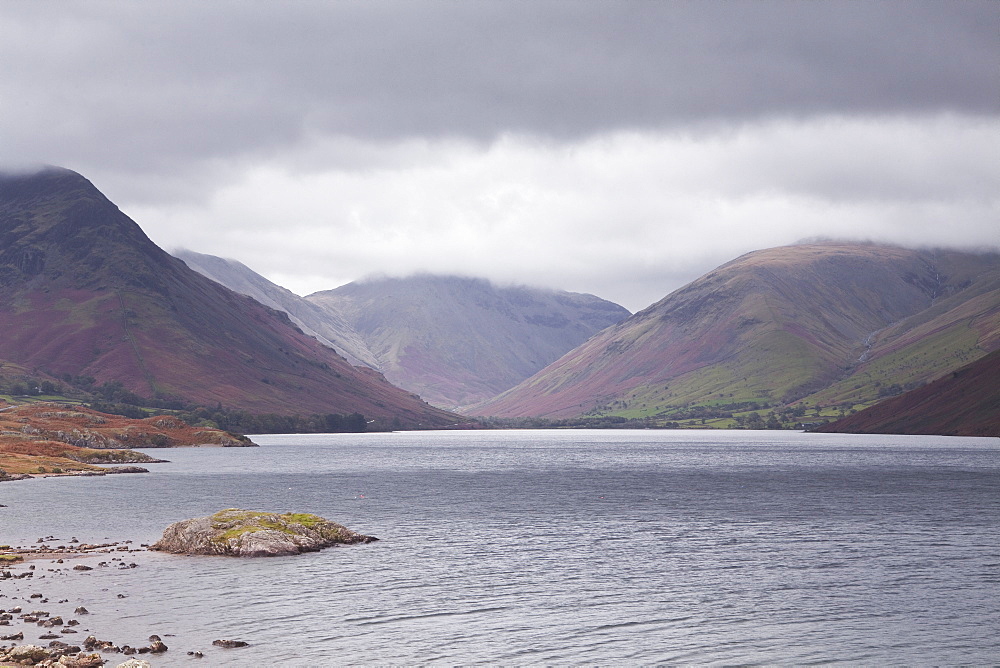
[[127, 114, 999, 311], [2, 2, 996, 310]]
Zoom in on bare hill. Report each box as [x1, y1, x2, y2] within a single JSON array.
[[476, 243, 1000, 420]]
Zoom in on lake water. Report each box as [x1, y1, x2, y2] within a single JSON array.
[[2, 429, 999, 665]]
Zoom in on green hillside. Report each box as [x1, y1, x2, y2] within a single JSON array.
[[476, 243, 1000, 426]]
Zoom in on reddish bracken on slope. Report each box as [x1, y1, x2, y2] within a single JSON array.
[[815, 349, 1000, 437]]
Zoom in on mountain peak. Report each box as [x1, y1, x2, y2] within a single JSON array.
[[0, 165, 167, 291], [0, 165, 106, 205]]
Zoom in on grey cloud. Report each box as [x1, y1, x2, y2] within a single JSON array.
[[2, 1, 996, 311], [1, 0, 995, 191]]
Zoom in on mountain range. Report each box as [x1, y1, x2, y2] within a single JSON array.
[[177, 251, 630, 410], [308, 275, 630, 409], [0, 166, 456, 427], [476, 242, 1000, 421], [3, 166, 996, 435]]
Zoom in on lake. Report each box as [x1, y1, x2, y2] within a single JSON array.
[[2, 429, 999, 665]]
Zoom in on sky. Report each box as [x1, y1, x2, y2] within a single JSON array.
[[2, 0, 997, 312]]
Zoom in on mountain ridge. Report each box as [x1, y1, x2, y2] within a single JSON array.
[[176, 252, 630, 410], [475, 242, 1000, 419], [174, 249, 379, 368], [307, 274, 631, 409], [0, 166, 457, 426]]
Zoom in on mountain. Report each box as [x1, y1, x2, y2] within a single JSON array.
[[306, 275, 631, 410], [174, 249, 378, 368], [0, 166, 457, 426], [476, 242, 1000, 419], [814, 348, 1000, 436]]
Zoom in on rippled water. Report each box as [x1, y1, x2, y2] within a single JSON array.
[[2, 429, 999, 665]]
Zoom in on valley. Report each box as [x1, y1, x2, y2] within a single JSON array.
[[1, 167, 997, 437]]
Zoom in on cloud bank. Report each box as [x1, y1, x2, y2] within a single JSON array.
[[1, 1, 997, 310]]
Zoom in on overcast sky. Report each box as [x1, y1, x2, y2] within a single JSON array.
[[2, 0, 997, 311]]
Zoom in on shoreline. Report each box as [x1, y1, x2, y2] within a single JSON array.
[[0, 539, 234, 666], [0, 467, 152, 484], [1, 540, 167, 667]]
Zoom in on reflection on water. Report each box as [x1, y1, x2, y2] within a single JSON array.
[[1, 430, 998, 665]]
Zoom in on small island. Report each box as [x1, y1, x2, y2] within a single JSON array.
[[151, 509, 378, 557]]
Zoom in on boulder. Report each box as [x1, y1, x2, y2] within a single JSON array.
[[150, 508, 378, 557], [1, 644, 49, 663], [212, 639, 249, 648]]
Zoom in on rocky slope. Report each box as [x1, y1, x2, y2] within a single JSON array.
[[151, 508, 377, 557], [476, 243, 1000, 419], [307, 275, 630, 410], [0, 402, 253, 476], [0, 402, 251, 448], [0, 166, 456, 427], [814, 348, 1000, 437], [175, 249, 378, 368]]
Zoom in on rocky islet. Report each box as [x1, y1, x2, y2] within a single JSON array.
[[151, 508, 378, 557]]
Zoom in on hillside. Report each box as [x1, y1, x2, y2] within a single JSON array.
[[814, 349, 1000, 436], [307, 275, 630, 409], [175, 249, 378, 368], [0, 166, 457, 427], [476, 243, 1000, 419]]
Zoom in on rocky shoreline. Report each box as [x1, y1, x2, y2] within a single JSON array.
[[0, 540, 251, 666], [0, 403, 256, 484], [1, 509, 376, 665], [0, 467, 152, 483]]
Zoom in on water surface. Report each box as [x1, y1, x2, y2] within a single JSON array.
[[1, 430, 998, 664]]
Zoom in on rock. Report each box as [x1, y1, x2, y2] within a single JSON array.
[[73, 565, 93, 571], [151, 508, 378, 557], [48, 641, 81, 653], [103, 466, 149, 475], [212, 639, 250, 648], [2, 644, 49, 663], [83, 635, 117, 652], [0, 630, 23, 640], [115, 659, 152, 668], [75, 606, 89, 614], [60, 654, 105, 667]]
